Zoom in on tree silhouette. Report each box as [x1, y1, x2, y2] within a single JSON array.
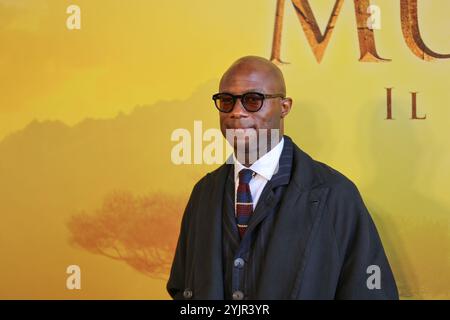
[[67, 191, 185, 280]]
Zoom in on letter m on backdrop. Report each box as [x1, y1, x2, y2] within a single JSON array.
[[270, 0, 450, 64]]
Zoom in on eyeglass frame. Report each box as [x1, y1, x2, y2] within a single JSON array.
[[212, 92, 285, 113]]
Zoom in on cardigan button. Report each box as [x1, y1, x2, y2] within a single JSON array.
[[234, 258, 245, 269], [232, 290, 244, 300], [183, 288, 193, 299]]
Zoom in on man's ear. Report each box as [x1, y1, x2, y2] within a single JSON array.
[[280, 98, 293, 118]]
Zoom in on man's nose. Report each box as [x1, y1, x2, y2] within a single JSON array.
[[230, 98, 248, 118]]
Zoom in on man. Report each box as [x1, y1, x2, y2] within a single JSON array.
[[167, 56, 398, 300]]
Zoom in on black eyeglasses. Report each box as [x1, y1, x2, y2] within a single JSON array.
[[212, 92, 285, 113]]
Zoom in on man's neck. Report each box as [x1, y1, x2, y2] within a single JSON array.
[[233, 137, 284, 167]]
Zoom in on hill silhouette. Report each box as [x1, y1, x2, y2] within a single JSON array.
[[0, 79, 223, 299]]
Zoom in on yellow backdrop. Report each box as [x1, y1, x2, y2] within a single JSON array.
[[0, 0, 449, 299]]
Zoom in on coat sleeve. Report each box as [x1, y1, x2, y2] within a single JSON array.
[[330, 179, 399, 300], [166, 180, 201, 299]]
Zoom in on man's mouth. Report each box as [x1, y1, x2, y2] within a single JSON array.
[[227, 127, 257, 138]]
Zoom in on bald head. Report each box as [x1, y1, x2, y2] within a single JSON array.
[[219, 56, 286, 95], [217, 56, 293, 165]]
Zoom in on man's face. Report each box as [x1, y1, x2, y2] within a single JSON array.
[[219, 68, 286, 157]]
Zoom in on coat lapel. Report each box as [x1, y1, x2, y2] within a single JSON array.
[[223, 166, 241, 249], [253, 136, 331, 299], [243, 136, 294, 239]]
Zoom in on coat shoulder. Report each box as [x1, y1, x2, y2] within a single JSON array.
[[312, 159, 361, 200]]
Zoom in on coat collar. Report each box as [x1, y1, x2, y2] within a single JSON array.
[[216, 135, 325, 192], [208, 135, 326, 243]]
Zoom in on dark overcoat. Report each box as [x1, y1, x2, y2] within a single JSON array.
[[167, 136, 398, 299]]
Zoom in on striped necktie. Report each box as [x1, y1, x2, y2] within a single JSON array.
[[236, 168, 254, 239]]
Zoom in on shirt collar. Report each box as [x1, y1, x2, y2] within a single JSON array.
[[233, 137, 285, 182]]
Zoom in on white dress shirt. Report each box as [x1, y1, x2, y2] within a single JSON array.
[[233, 137, 284, 213]]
